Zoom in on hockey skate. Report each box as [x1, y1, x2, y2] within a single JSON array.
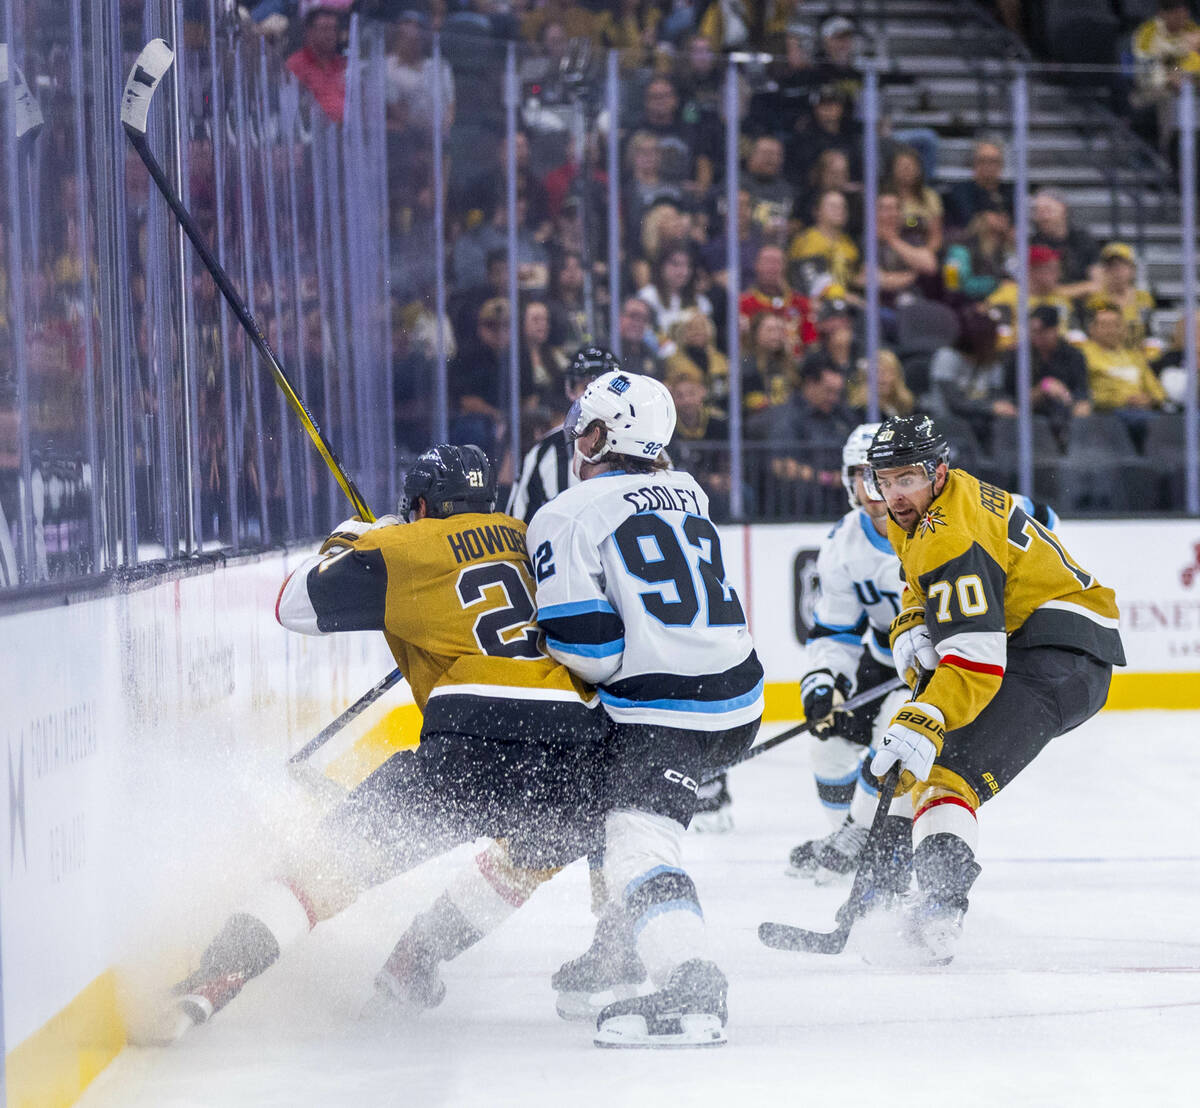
[[690, 774, 733, 833], [552, 909, 648, 1022], [148, 914, 281, 1044], [361, 929, 447, 1020], [594, 959, 728, 1049], [786, 814, 869, 884]]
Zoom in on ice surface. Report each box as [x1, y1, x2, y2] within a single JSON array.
[[79, 711, 1200, 1108]]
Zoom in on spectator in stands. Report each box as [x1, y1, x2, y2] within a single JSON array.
[[386, 10, 455, 136], [698, 0, 804, 50], [520, 0, 600, 44], [811, 16, 862, 102], [803, 147, 863, 237], [700, 189, 764, 294], [545, 250, 587, 351], [942, 201, 1013, 303], [787, 87, 861, 204], [638, 246, 713, 344], [601, 0, 662, 66], [454, 195, 549, 297], [1030, 188, 1100, 299], [1132, 1, 1200, 151], [788, 189, 861, 298], [986, 244, 1075, 351], [519, 300, 567, 415], [636, 201, 696, 289], [1080, 301, 1167, 417], [847, 349, 915, 420], [885, 145, 944, 255], [929, 307, 1016, 449], [1155, 314, 1200, 404], [855, 191, 938, 323], [742, 136, 796, 242], [1082, 242, 1157, 356], [749, 23, 820, 137], [739, 244, 816, 358], [1003, 305, 1092, 444], [944, 140, 1013, 231], [664, 310, 730, 404], [617, 295, 665, 378], [286, 6, 347, 123], [448, 297, 511, 455], [800, 296, 861, 381], [764, 360, 858, 488], [632, 75, 714, 194], [623, 133, 684, 255], [668, 373, 732, 512], [742, 311, 798, 414], [674, 33, 724, 128]]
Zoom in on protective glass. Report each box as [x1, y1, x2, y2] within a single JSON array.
[[864, 465, 933, 502]]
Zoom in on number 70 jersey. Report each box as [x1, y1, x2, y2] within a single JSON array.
[[527, 469, 764, 732]]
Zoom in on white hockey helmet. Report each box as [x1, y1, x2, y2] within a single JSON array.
[[565, 370, 677, 465], [842, 422, 883, 507]]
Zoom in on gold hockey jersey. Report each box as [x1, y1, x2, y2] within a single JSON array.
[[888, 470, 1125, 731], [282, 513, 601, 744]]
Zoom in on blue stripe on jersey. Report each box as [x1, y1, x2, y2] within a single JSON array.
[[538, 598, 617, 620], [599, 677, 764, 715], [859, 510, 893, 553], [546, 635, 625, 658]]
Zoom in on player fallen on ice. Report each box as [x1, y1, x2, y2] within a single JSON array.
[[526, 369, 763, 1047], [157, 445, 612, 1040], [864, 414, 1124, 963]]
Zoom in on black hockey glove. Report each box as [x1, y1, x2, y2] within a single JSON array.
[[799, 669, 852, 736]]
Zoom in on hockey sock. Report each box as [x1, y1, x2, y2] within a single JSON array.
[[235, 878, 316, 955], [912, 790, 981, 910], [811, 734, 865, 829], [442, 841, 557, 951]]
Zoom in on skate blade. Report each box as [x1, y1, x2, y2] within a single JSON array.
[[556, 982, 647, 1023], [594, 1013, 726, 1049]]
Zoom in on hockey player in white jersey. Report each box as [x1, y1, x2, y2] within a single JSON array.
[[789, 423, 912, 884], [527, 370, 763, 1048]]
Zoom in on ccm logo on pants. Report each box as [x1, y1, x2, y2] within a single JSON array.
[[663, 769, 698, 793]]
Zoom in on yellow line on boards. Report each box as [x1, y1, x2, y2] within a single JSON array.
[[4, 971, 124, 1108]]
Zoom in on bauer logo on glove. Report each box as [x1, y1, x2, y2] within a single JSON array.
[[871, 701, 945, 794]]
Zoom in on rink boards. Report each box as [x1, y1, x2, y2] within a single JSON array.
[[2, 518, 1199, 1107]]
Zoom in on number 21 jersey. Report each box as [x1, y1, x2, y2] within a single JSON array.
[[527, 469, 764, 732]]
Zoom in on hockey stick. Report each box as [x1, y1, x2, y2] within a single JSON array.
[[706, 675, 905, 781], [120, 39, 372, 523], [758, 671, 931, 954], [122, 40, 409, 770], [757, 764, 900, 955]]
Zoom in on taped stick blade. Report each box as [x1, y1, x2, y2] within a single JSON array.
[[121, 38, 174, 135]]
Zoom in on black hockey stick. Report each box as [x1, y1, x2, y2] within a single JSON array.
[[758, 671, 931, 954], [757, 764, 900, 955], [707, 675, 905, 781], [120, 39, 373, 523], [122, 40, 408, 770]]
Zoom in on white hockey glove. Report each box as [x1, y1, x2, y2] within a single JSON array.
[[889, 607, 938, 689], [800, 669, 850, 737], [871, 701, 945, 795], [320, 515, 401, 553]]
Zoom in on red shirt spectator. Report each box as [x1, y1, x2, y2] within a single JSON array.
[[739, 245, 817, 357], [286, 9, 347, 123]]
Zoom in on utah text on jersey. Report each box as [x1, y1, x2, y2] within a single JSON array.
[[276, 514, 602, 744]]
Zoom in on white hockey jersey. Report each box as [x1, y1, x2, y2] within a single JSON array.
[[527, 468, 763, 731], [804, 508, 905, 690]]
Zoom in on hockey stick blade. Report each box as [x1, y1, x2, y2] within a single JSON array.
[[758, 765, 902, 955], [121, 38, 174, 136]]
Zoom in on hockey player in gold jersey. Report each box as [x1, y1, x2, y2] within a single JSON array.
[[160, 445, 608, 1040], [864, 415, 1125, 962]]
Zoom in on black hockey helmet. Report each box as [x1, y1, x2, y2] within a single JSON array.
[[565, 344, 620, 386], [865, 415, 949, 493], [400, 444, 495, 521]]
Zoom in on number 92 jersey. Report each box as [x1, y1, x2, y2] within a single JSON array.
[[805, 509, 905, 687], [527, 469, 764, 732], [275, 513, 602, 744]]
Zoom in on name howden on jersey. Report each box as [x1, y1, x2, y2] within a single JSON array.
[[446, 523, 529, 565]]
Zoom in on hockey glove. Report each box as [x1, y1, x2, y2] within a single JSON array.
[[890, 607, 938, 690], [871, 702, 945, 795], [800, 669, 850, 736], [320, 515, 401, 553]]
